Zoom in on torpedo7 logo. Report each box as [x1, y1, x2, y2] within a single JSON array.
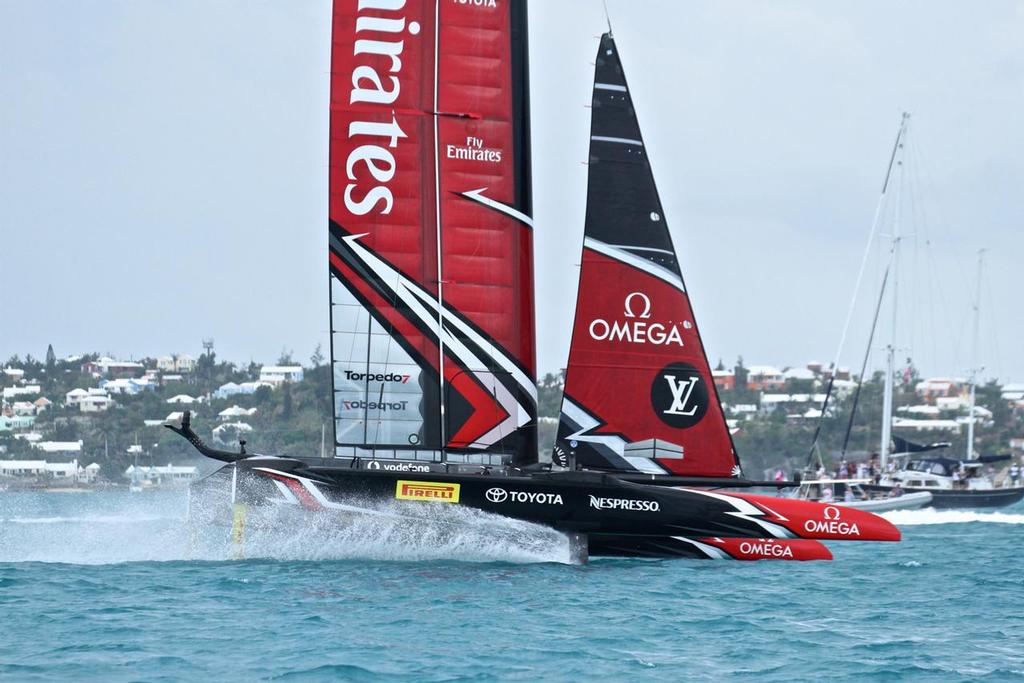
[[650, 363, 709, 429], [344, 370, 411, 384]]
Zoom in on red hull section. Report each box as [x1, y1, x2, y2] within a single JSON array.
[[700, 537, 833, 561], [724, 493, 902, 542]]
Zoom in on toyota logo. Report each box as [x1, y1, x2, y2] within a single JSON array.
[[824, 506, 841, 520], [486, 487, 508, 503]]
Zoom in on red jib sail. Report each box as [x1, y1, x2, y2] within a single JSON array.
[[556, 33, 739, 477], [329, 0, 536, 465]]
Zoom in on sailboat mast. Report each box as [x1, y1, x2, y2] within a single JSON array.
[[880, 112, 910, 470], [431, 0, 448, 463], [965, 249, 986, 460]]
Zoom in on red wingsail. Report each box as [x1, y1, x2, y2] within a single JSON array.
[[329, 0, 536, 464]]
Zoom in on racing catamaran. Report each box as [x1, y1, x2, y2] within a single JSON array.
[[171, 0, 899, 561]]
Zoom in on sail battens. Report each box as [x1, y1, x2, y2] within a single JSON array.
[[594, 83, 627, 92], [583, 238, 686, 293], [591, 135, 644, 146]]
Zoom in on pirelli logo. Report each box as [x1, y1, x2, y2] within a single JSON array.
[[395, 480, 461, 504]]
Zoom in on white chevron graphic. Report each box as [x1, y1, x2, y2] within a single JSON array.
[[460, 188, 534, 228], [339, 234, 535, 447]]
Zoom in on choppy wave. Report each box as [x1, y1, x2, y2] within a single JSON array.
[[882, 508, 1024, 526], [2, 514, 174, 525], [3, 492, 1023, 680]]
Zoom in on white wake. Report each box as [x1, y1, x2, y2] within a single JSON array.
[[882, 508, 1024, 526], [0, 492, 571, 565]]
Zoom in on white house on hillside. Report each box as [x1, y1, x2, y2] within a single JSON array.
[[65, 388, 89, 407], [3, 367, 25, 381], [916, 377, 964, 400], [214, 381, 273, 399], [782, 367, 818, 383], [212, 422, 253, 444], [218, 405, 257, 421], [3, 385, 41, 401], [124, 464, 199, 485], [83, 357, 145, 378], [157, 354, 198, 374], [0, 459, 84, 480], [32, 440, 83, 455], [259, 366, 304, 385], [1002, 383, 1024, 402], [101, 377, 153, 396], [166, 394, 199, 405], [11, 401, 36, 417], [80, 394, 114, 413]]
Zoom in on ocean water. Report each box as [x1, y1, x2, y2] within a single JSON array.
[[1, 491, 1022, 681]]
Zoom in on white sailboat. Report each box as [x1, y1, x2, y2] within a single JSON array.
[[866, 250, 1024, 508]]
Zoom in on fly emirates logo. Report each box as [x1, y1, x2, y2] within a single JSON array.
[[343, 1, 418, 217], [447, 136, 502, 163], [588, 293, 688, 346]]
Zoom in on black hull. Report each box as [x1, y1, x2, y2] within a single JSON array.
[[862, 484, 1024, 509], [185, 457, 896, 560]]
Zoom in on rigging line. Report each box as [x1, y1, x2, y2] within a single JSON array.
[[911, 134, 962, 373], [913, 149, 937, 376], [805, 113, 908, 464], [842, 245, 897, 458], [907, 147, 920, 371], [914, 126, 971, 295], [982, 257, 1004, 382], [912, 142, 940, 376]]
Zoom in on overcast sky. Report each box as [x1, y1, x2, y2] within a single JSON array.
[[1, 1, 1021, 381]]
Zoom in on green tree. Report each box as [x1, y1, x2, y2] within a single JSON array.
[[281, 382, 294, 420]]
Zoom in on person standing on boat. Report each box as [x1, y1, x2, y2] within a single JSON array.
[[1008, 461, 1020, 488]]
